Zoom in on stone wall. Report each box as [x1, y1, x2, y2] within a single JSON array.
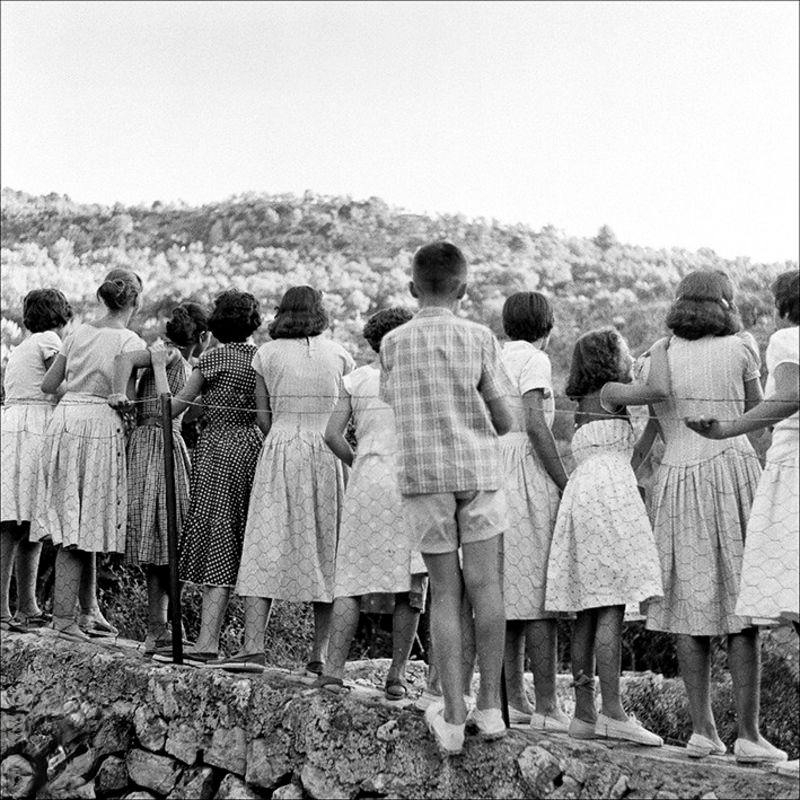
[[1, 632, 797, 800]]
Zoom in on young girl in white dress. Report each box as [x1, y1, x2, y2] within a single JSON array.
[[545, 327, 667, 746], [220, 286, 354, 674], [498, 292, 571, 731], [1, 289, 72, 631], [38, 270, 146, 642], [317, 307, 427, 698], [686, 269, 798, 773]]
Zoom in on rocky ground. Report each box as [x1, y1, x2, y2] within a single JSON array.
[[1, 631, 797, 800]]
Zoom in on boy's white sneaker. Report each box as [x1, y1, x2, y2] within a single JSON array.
[[468, 707, 507, 741], [686, 732, 727, 758], [530, 708, 571, 733], [424, 702, 465, 756], [595, 713, 663, 746]]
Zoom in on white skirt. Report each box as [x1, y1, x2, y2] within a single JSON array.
[[1, 401, 54, 525]]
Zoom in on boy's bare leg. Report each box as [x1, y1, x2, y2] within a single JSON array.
[[423, 550, 468, 725], [460, 593, 477, 696], [324, 596, 360, 680], [462, 535, 505, 712]]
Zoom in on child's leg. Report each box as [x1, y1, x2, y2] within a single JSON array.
[[53, 546, 89, 632], [595, 605, 626, 721], [388, 592, 420, 685], [311, 601, 333, 664], [1, 522, 26, 620], [237, 595, 272, 655], [460, 592, 477, 696], [461, 535, 505, 712], [323, 596, 360, 680], [571, 609, 598, 724], [193, 585, 232, 653], [676, 633, 718, 740], [146, 565, 171, 639], [423, 550, 469, 725], [14, 533, 42, 617], [504, 620, 533, 712], [728, 627, 762, 743], [529, 618, 559, 714]]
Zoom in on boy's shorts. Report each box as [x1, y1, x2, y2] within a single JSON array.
[[402, 489, 506, 555]]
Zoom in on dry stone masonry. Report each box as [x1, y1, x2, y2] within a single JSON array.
[[1, 632, 797, 800]]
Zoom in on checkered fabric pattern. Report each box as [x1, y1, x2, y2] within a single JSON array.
[[379, 306, 510, 494]]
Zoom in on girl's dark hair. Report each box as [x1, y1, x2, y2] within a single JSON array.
[[362, 307, 413, 353], [166, 302, 209, 347], [772, 270, 800, 325], [666, 270, 741, 340], [22, 289, 73, 333], [565, 327, 624, 401], [502, 291, 554, 342], [96, 269, 143, 311], [268, 285, 329, 339], [208, 290, 261, 343]]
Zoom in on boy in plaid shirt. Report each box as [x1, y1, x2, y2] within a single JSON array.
[[380, 242, 513, 755]]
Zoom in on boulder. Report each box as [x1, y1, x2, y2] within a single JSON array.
[[126, 749, 182, 795], [206, 727, 247, 776], [245, 737, 292, 790], [133, 706, 168, 752], [0, 754, 36, 800], [214, 773, 261, 799], [94, 755, 129, 796], [167, 765, 216, 800]]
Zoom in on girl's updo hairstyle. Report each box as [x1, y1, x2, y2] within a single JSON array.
[[166, 302, 210, 347], [362, 307, 413, 353], [565, 327, 624, 402], [23, 288, 73, 333], [208, 290, 261, 343], [772, 270, 800, 325], [97, 268, 143, 311], [502, 291, 554, 342], [666, 270, 742, 340], [268, 285, 329, 340]]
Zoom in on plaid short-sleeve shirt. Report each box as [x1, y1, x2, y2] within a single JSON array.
[[379, 306, 510, 494]]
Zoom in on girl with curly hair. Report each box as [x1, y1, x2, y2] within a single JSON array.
[[211, 286, 355, 674], [1, 289, 73, 632], [108, 301, 210, 654], [153, 290, 264, 663], [643, 270, 787, 765], [545, 327, 668, 746]]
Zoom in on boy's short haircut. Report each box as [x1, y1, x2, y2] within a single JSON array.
[[412, 242, 467, 296], [502, 292, 554, 342]]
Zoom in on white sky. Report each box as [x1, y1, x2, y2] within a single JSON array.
[[1, 0, 798, 262]]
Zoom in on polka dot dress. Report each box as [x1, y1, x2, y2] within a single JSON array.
[[179, 343, 264, 587]]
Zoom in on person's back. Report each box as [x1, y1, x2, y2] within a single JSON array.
[[379, 241, 512, 756], [655, 334, 759, 465]]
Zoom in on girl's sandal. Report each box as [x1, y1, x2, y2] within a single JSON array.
[[385, 678, 408, 701], [50, 622, 91, 644], [77, 612, 119, 638], [313, 675, 351, 695]]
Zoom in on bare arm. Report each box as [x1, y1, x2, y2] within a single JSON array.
[[254, 373, 272, 436], [108, 350, 152, 408], [522, 390, 568, 491], [686, 362, 799, 439], [487, 395, 514, 436], [601, 338, 670, 409], [41, 354, 67, 395], [324, 394, 355, 467], [170, 369, 205, 418]]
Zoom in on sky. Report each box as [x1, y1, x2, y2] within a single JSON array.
[[1, 0, 798, 263]]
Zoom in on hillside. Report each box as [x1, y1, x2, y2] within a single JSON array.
[[1, 187, 792, 395]]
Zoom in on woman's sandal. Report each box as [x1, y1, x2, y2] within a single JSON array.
[[313, 675, 351, 695], [385, 678, 408, 701], [50, 622, 91, 644], [77, 611, 119, 638]]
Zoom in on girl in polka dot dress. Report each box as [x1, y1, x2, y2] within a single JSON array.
[[163, 291, 264, 662], [38, 270, 146, 642]]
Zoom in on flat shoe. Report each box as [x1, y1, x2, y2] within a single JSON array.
[[205, 653, 266, 673], [734, 738, 788, 765], [305, 660, 325, 677], [468, 707, 506, 741], [595, 713, 663, 747], [686, 732, 727, 758], [152, 650, 218, 665], [507, 705, 533, 725], [313, 675, 351, 694], [425, 702, 465, 756], [50, 624, 91, 644], [530, 709, 571, 733], [568, 717, 600, 740], [385, 678, 408, 701]]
